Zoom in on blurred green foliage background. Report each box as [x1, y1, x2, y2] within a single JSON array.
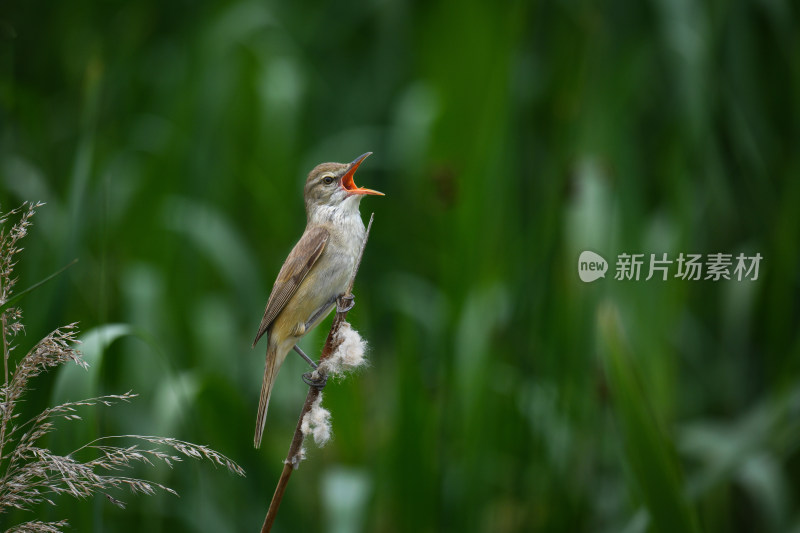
[[1, 0, 799, 531]]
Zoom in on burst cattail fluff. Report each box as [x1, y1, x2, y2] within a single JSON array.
[[301, 394, 332, 446], [317, 321, 367, 377]]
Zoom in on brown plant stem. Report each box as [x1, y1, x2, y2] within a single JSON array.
[[0, 312, 7, 466], [261, 213, 374, 533], [2, 312, 7, 388], [1, 279, 8, 466]]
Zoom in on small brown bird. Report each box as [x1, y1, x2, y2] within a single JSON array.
[[252, 152, 382, 448]]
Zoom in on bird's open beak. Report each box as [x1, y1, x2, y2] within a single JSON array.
[[342, 152, 384, 196]]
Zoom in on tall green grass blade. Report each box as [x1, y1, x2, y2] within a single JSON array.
[[0, 258, 77, 314], [598, 302, 701, 533]]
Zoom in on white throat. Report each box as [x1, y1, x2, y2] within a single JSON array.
[[309, 195, 363, 226]]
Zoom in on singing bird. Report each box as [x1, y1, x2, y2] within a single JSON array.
[[252, 152, 382, 448]]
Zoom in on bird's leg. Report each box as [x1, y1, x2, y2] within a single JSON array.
[[293, 345, 317, 369], [294, 345, 328, 390], [303, 296, 338, 332], [337, 294, 355, 313], [294, 295, 354, 391]]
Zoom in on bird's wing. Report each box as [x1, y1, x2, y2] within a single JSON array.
[[252, 226, 329, 347]]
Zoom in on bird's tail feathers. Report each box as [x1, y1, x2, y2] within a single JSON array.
[[254, 344, 280, 449]]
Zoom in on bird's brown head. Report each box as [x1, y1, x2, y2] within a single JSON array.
[[304, 152, 383, 216]]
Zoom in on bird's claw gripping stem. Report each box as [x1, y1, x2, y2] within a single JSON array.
[[294, 345, 326, 389], [302, 370, 328, 390], [337, 294, 355, 313]]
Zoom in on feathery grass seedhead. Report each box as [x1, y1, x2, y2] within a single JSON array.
[[0, 204, 245, 533], [0, 202, 43, 305], [5, 519, 69, 533]]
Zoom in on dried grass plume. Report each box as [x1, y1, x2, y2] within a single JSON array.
[[0, 202, 245, 532]]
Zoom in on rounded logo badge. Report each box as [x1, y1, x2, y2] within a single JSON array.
[[578, 251, 608, 282]]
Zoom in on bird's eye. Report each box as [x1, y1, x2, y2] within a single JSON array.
[[322, 176, 335, 185]]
